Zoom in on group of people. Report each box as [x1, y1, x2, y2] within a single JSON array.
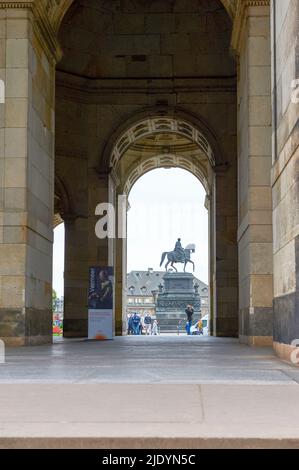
[[127, 313, 159, 336]]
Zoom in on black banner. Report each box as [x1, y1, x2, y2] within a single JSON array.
[[0, 449, 297, 466]]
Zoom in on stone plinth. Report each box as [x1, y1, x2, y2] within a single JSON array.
[[156, 272, 201, 333]]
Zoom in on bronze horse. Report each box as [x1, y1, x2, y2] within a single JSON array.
[[160, 244, 195, 272]]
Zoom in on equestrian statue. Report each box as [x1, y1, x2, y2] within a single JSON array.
[[160, 238, 196, 272]]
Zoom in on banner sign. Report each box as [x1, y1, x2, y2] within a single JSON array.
[[88, 266, 114, 340]]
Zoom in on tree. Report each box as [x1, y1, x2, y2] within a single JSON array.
[[52, 289, 58, 312]]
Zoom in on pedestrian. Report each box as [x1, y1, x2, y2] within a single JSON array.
[[127, 314, 133, 335], [151, 319, 158, 335], [185, 304, 194, 335], [197, 318, 203, 335], [144, 312, 152, 335], [131, 312, 141, 335]]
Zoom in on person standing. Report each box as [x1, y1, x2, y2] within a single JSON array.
[[197, 318, 203, 335], [131, 312, 141, 335], [185, 304, 194, 335], [144, 312, 152, 335], [151, 319, 158, 335], [127, 314, 133, 335]]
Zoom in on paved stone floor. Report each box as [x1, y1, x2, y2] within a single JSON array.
[[1, 335, 299, 384], [0, 336, 299, 448]]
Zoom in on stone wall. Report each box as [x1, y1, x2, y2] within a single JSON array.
[[236, 3, 273, 346], [0, 6, 57, 345], [58, 0, 235, 79], [272, 0, 299, 360]]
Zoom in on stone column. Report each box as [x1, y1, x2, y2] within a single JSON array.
[[0, 4, 60, 345], [63, 168, 113, 338], [232, 1, 273, 346], [206, 193, 216, 337], [63, 216, 89, 337], [114, 191, 127, 336], [271, 0, 299, 361], [214, 165, 239, 338]]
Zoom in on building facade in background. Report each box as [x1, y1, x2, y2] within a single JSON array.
[[126, 269, 209, 319], [54, 297, 64, 314]]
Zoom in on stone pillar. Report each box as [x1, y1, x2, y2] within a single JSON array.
[[63, 169, 113, 337], [0, 4, 60, 345], [207, 193, 216, 337], [214, 166, 239, 338], [232, 1, 274, 346], [114, 235, 127, 336], [114, 189, 127, 336], [63, 216, 89, 337], [271, 0, 299, 361]]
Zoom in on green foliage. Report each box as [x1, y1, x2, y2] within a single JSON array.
[[52, 289, 57, 312]]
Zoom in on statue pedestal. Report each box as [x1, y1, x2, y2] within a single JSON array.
[[156, 272, 201, 333]]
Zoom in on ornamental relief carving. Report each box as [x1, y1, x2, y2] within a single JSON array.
[[39, 0, 62, 16], [157, 301, 201, 310]]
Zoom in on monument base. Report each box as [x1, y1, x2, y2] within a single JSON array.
[[156, 272, 201, 333]]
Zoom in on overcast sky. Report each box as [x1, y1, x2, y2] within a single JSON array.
[[53, 168, 209, 297]]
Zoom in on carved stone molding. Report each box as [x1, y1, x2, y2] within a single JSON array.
[[0, 0, 62, 62], [231, 0, 270, 55], [48, 0, 73, 32], [110, 117, 215, 170], [54, 174, 75, 223], [157, 300, 201, 310], [221, 0, 237, 20], [123, 154, 209, 196]]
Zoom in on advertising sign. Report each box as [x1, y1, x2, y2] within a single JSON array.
[[88, 266, 114, 340]]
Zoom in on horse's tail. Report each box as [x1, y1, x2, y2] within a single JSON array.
[[160, 252, 167, 267]]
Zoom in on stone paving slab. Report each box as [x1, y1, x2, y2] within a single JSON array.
[[1, 338, 299, 448], [1, 336, 298, 385], [0, 384, 299, 448]]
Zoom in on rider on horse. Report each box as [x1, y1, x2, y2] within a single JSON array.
[[174, 238, 186, 263], [160, 239, 195, 272]]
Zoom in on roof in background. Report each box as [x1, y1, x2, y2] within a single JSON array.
[[127, 270, 208, 296]]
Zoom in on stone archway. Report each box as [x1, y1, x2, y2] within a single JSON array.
[[106, 111, 238, 338], [0, 0, 284, 354], [50, 0, 236, 34], [54, 175, 73, 227], [51, 0, 273, 349], [104, 110, 221, 193], [53, 0, 239, 340], [109, 116, 215, 169], [123, 153, 210, 196]]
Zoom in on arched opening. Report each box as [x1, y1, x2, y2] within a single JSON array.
[[55, 0, 238, 340], [0, 0, 281, 356], [107, 109, 238, 339], [52, 177, 74, 339], [52, 223, 65, 339], [126, 167, 209, 335]]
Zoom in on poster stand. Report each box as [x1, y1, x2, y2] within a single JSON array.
[[87, 266, 114, 340]]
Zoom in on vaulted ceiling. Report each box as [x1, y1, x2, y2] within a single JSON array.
[[56, 0, 235, 79], [46, 0, 237, 32]]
